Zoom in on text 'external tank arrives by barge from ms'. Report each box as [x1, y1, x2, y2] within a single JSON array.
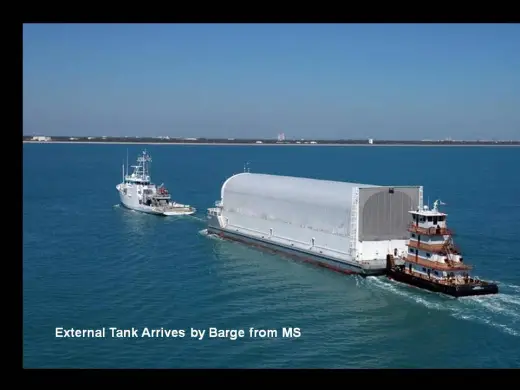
[[206, 172, 498, 297]]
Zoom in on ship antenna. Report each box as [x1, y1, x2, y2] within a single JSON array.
[[433, 199, 446, 212], [143, 149, 147, 177], [148, 150, 151, 179], [126, 148, 129, 177]]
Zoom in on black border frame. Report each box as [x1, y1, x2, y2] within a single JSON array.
[[21, 9, 520, 382], [19, 4, 520, 23], [22, 367, 514, 384]]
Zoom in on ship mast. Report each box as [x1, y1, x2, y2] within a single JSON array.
[[136, 149, 152, 180]]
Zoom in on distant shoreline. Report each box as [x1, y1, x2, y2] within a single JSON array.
[[22, 140, 520, 147]]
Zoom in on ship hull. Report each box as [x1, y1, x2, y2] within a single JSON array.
[[207, 225, 385, 276], [386, 268, 499, 297], [162, 209, 195, 216], [119, 198, 165, 215], [117, 188, 194, 216]]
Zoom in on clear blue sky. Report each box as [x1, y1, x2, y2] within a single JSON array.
[[23, 23, 520, 140]]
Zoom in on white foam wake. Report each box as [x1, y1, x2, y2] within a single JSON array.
[[199, 228, 224, 241], [365, 276, 520, 338], [501, 283, 520, 293]]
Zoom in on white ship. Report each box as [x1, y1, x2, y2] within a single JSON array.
[[116, 149, 196, 216]]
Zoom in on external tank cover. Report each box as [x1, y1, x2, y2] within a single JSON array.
[[220, 173, 378, 240]]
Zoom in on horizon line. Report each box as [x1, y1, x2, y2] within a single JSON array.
[[22, 135, 520, 143]]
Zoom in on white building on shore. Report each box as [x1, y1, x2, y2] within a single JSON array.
[[31, 136, 52, 142]]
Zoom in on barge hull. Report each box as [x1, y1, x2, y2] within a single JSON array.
[[387, 269, 499, 297], [208, 226, 385, 276]]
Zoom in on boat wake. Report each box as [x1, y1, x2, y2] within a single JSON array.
[[199, 228, 224, 241], [494, 283, 520, 293], [365, 276, 520, 337]]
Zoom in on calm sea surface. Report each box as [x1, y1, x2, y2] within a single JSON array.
[[23, 143, 520, 368]]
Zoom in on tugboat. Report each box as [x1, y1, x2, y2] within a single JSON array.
[[386, 200, 498, 297], [116, 149, 196, 216]]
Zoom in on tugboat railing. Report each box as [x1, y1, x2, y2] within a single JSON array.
[[407, 223, 453, 236]]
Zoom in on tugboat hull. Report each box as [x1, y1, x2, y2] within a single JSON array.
[[387, 269, 499, 297]]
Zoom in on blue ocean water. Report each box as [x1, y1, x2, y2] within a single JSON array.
[[23, 143, 520, 368]]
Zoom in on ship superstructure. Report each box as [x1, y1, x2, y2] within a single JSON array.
[[386, 200, 498, 297], [116, 149, 195, 216]]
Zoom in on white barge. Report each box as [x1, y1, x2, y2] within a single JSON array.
[[206, 172, 423, 275]]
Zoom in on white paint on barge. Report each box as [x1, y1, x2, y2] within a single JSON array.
[[206, 172, 423, 275]]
